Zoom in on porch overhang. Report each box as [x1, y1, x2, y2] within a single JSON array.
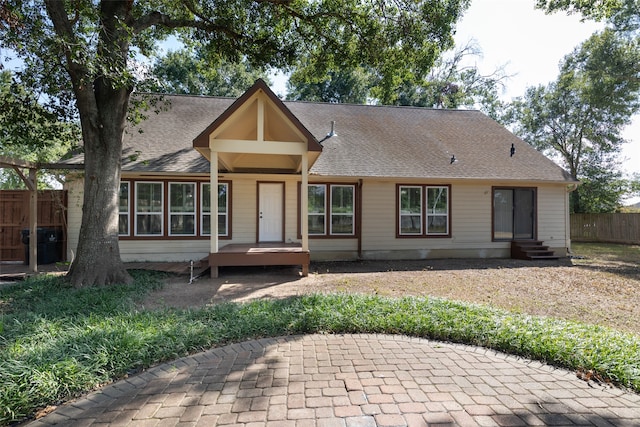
[[192, 79, 320, 277], [194, 143, 321, 174], [193, 79, 322, 174]]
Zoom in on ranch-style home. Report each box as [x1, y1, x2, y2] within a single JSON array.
[[64, 79, 577, 276]]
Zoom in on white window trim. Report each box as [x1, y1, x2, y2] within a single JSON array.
[[308, 184, 327, 236], [119, 181, 130, 236], [201, 182, 229, 237], [329, 184, 355, 235], [134, 181, 164, 237], [425, 186, 449, 235], [399, 185, 423, 235], [168, 182, 197, 236]]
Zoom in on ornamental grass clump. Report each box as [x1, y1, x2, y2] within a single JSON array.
[[1, 273, 639, 425]]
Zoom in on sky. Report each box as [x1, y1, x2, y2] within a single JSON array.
[[271, 0, 640, 204], [452, 0, 639, 192]]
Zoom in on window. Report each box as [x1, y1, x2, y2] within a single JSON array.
[[305, 183, 355, 236], [135, 182, 163, 236], [398, 185, 450, 237], [308, 184, 326, 235], [201, 182, 229, 237], [169, 182, 196, 236], [330, 185, 355, 235], [118, 182, 130, 236], [426, 186, 449, 234], [399, 186, 422, 234]]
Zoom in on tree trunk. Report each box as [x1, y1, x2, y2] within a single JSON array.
[[66, 90, 133, 287], [62, 0, 134, 287]]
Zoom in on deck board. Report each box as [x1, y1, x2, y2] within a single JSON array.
[[210, 243, 309, 278]]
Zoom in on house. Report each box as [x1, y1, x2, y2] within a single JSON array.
[[64, 79, 577, 276]]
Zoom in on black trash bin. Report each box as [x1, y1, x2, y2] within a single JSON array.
[[21, 228, 62, 265]]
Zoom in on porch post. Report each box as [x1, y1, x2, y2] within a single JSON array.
[[28, 168, 38, 273], [210, 150, 219, 277], [301, 155, 309, 252]]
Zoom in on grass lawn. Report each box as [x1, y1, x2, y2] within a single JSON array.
[[1, 243, 639, 424]]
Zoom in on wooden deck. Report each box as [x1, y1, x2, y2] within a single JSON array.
[[210, 243, 310, 278]]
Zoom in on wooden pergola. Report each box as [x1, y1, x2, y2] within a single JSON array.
[[0, 155, 83, 273]]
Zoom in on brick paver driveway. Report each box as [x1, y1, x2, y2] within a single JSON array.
[[25, 334, 640, 426]]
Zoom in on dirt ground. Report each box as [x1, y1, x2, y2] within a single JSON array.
[[139, 254, 640, 336]]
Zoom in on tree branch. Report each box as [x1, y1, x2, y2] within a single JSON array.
[[43, 0, 90, 84], [131, 11, 244, 43]]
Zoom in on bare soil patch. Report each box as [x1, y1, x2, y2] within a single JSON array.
[[139, 248, 640, 335]]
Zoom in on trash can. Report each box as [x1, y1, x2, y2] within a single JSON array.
[[21, 228, 62, 265]]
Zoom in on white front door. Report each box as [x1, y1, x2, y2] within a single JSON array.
[[258, 183, 284, 242]]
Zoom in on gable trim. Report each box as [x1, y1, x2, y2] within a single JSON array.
[[193, 79, 322, 153]]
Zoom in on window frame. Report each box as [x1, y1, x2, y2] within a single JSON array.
[[118, 179, 232, 240], [308, 184, 327, 236], [300, 182, 357, 238], [134, 181, 164, 237], [168, 182, 197, 236], [329, 184, 355, 235], [425, 186, 450, 235], [201, 181, 231, 238], [118, 181, 130, 236], [398, 185, 423, 235], [396, 184, 451, 238]]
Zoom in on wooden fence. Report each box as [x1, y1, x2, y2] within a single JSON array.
[[571, 213, 640, 244], [0, 190, 67, 262]]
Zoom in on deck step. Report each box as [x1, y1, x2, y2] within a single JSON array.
[[511, 240, 560, 260]]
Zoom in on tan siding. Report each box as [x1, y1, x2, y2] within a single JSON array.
[[65, 174, 570, 262], [360, 181, 395, 250], [537, 185, 569, 253], [228, 178, 256, 243], [358, 181, 512, 259], [284, 178, 301, 243], [119, 240, 209, 262]]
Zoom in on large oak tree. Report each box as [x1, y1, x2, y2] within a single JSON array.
[[1, 0, 469, 286], [508, 29, 640, 212]]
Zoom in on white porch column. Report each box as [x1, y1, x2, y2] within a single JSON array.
[[301, 154, 309, 251], [210, 150, 219, 254]]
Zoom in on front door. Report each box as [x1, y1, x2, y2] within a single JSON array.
[[258, 182, 284, 242], [493, 187, 536, 240]]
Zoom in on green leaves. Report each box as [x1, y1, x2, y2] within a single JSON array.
[[508, 29, 640, 212], [148, 46, 270, 97]]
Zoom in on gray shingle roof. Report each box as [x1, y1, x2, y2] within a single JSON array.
[[116, 92, 574, 183]]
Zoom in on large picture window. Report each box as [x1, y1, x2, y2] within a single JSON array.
[[201, 182, 229, 237], [305, 183, 355, 236], [135, 182, 163, 236], [398, 184, 450, 237], [169, 182, 196, 236], [118, 182, 130, 236]]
